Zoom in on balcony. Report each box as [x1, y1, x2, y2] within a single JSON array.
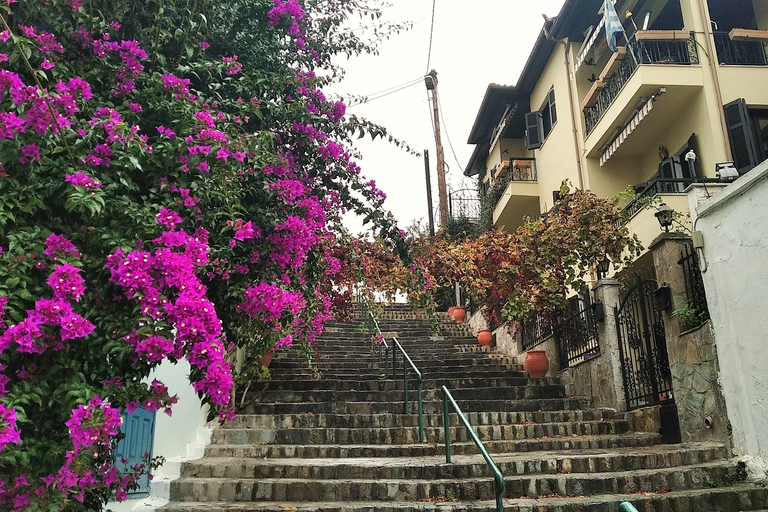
[[491, 158, 539, 231], [584, 32, 699, 137], [714, 31, 768, 66]]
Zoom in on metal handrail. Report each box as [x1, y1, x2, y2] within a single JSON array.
[[620, 502, 639, 512], [441, 386, 504, 512], [392, 338, 424, 442], [367, 311, 423, 442]]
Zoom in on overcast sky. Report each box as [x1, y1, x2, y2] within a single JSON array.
[[334, 0, 567, 234]]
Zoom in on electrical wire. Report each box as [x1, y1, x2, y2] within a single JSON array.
[[425, 0, 436, 73], [333, 76, 422, 103], [346, 79, 423, 109], [437, 91, 465, 175]]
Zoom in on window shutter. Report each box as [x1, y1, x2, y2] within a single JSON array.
[[525, 112, 542, 150], [724, 98, 760, 174], [549, 88, 557, 125], [116, 407, 156, 496]]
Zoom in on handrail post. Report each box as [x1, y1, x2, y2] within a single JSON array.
[[417, 376, 424, 442], [392, 346, 397, 378], [442, 386, 451, 463], [384, 346, 389, 379], [403, 355, 408, 414], [620, 503, 639, 512]]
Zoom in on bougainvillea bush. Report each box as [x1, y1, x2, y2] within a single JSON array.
[[0, 0, 410, 508]]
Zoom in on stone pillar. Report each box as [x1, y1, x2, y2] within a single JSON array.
[[650, 233, 730, 445], [592, 278, 627, 413]]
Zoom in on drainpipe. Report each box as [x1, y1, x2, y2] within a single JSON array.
[[562, 40, 585, 190], [697, 0, 733, 162]]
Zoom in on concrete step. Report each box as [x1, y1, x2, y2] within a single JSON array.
[[204, 432, 663, 458], [181, 444, 728, 480], [169, 459, 742, 502], [257, 377, 562, 392], [158, 482, 768, 511]]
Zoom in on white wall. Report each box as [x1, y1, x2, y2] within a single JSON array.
[[688, 164, 768, 475], [108, 359, 211, 512]]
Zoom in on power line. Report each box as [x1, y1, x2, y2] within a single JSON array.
[[346, 80, 422, 109], [437, 92, 465, 176], [425, 0, 436, 73]]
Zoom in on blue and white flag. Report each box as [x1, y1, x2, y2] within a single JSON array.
[[604, 0, 626, 52]]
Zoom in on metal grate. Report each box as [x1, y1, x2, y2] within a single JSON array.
[[714, 32, 768, 66], [520, 309, 555, 351]]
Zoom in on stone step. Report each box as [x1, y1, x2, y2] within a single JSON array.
[[204, 432, 662, 458], [241, 397, 592, 415], [268, 369, 527, 381], [251, 385, 567, 404], [226, 409, 618, 429], [259, 376, 561, 392], [170, 459, 741, 503], [157, 482, 768, 511], [182, 444, 728, 481], [211, 419, 630, 445]]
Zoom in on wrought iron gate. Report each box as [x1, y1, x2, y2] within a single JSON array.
[[615, 273, 674, 411]]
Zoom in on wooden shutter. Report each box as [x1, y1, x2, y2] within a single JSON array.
[[724, 98, 760, 174], [549, 88, 557, 125], [525, 112, 542, 150], [116, 407, 156, 496]]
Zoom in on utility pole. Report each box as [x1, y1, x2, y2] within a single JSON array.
[[423, 149, 435, 237], [425, 70, 448, 226]]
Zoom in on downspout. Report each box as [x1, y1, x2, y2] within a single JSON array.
[[697, 0, 733, 161], [562, 40, 585, 190]]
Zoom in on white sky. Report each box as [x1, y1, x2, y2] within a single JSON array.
[[335, 0, 567, 234]]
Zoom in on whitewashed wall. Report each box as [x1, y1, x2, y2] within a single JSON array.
[[109, 359, 211, 512], [688, 165, 768, 476]]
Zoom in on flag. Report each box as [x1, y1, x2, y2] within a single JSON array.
[[604, 0, 626, 52]]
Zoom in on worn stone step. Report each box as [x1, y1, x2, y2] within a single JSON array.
[[170, 459, 741, 503], [241, 397, 591, 415], [252, 385, 567, 404], [182, 444, 728, 481], [266, 370, 529, 381], [211, 419, 629, 445], [204, 432, 662, 458], [157, 481, 768, 511], [226, 409, 618, 429], [258, 377, 561, 392]]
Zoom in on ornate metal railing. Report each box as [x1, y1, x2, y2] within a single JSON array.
[[441, 386, 504, 512], [556, 303, 601, 368], [585, 32, 698, 135], [449, 188, 481, 221], [520, 309, 555, 351], [678, 242, 710, 325], [621, 177, 694, 219], [714, 32, 768, 66]]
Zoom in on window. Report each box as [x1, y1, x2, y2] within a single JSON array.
[[525, 87, 557, 150]]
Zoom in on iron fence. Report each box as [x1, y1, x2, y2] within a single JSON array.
[[556, 303, 601, 368], [520, 310, 555, 351], [448, 188, 481, 221], [678, 242, 710, 325], [714, 32, 768, 66]]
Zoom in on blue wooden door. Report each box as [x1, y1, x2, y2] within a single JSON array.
[[116, 407, 156, 496]]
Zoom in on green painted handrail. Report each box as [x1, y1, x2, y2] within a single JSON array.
[[441, 386, 504, 512], [620, 503, 639, 512], [368, 311, 390, 378], [392, 338, 424, 442]]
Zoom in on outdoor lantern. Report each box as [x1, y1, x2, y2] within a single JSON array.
[[596, 255, 611, 280], [655, 203, 674, 232]]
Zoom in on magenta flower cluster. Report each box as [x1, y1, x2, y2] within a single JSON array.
[[238, 282, 305, 326]]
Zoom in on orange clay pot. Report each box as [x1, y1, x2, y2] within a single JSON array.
[[453, 307, 466, 323], [447, 306, 456, 317], [477, 329, 492, 347], [259, 349, 275, 368], [524, 350, 549, 378]]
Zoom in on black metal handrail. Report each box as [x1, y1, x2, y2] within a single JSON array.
[[621, 177, 695, 218], [585, 32, 698, 135], [713, 31, 768, 66], [442, 386, 504, 512]]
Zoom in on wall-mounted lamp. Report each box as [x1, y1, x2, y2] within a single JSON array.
[[655, 203, 674, 232], [715, 161, 739, 182]]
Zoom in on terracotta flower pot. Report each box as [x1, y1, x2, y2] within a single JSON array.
[[477, 329, 492, 347], [453, 307, 466, 323], [447, 306, 456, 317], [259, 349, 275, 368], [524, 350, 549, 378]]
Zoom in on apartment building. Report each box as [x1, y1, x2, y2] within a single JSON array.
[[467, 0, 768, 259]]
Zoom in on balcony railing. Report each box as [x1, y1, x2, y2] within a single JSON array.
[[585, 32, 699, 136], [713, 32, 768, 66], [489, 157, 537, 213], [622, 177, 694, 218]]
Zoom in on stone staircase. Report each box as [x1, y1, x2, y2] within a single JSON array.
[[162, 305, 767, 511]]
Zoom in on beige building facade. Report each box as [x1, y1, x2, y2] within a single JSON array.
[[466, 0, 768, 258]]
